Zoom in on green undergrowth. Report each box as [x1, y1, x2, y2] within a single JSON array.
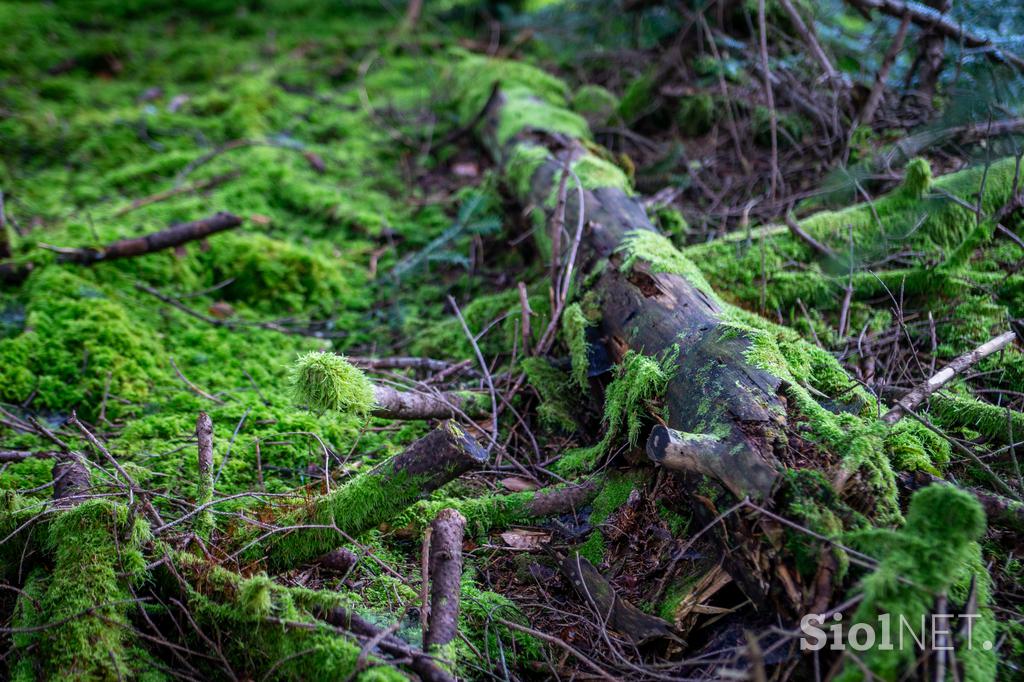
[[839, 485, 996, 682], [576, 470, 646, 565], [10, 500, 161, 680]]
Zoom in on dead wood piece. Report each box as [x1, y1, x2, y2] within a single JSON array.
[[195, 412, 215, 537], [349, 356, 455, 373], [52, 456, 91, 502], [523, 480, 598, 517], [0, 450, 55, 462], [882, 330, 1017, 423], [846, 0, 1024, 71], [323, 606, 454, 682], [264, 422, 487, 568], [647, 426, 779, 500], [372, 385, 487, 420], [424, 508, 466, 651], [314, 547, 358, 574], [52, 211, 242, 264], [560, 553, 677, 646]]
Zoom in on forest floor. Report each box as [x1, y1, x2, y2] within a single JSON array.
[[2, 1, 1024, 680]]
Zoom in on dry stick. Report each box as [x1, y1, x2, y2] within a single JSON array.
[[322, 606, 454, 682], [371, 384, 487, 420], [169, 357, 224, 404], [48, 211, 242, 264], [447, 296, 498, 450], [349, 356, 455, 373], [882, 330, 1018, 423], [757, 0, 780, 202], [783, 213, 837, 260], [859, 12, 911, 127], [0, 450, 55, 463], [194, 412, 215, 538], [424, 508, 466, 652], [114, 171, 240, 217], [846, 0, 1024, 72], [494, 617, 617, 681], [901, 406, 1020, 500], [776, 0, 839, 81], [419, 525, 432, 641]]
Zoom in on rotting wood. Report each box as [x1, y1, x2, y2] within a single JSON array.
[[424, 508, 466, 652]]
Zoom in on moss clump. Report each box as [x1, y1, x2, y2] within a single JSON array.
[[618, 72, 657, 124], [562, 302, 593, 390], [577, 471, 644, 564], [556, 349, 675, 475], [521, 357, 580, 431], [676, 93, 716, 137], [25, 501, 160, 680], [838, 485, 995, 682], [571, 84, 620, 126], [902, 157, 933, 198], [291, 351, 376, 416], [176, 555, 404, 681]]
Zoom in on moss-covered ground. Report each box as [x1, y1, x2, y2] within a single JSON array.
[[3, 1, 1024, 680]]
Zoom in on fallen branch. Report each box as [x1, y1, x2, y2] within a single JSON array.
[[882, 329, 1017, 423], [846, 0, 1024, 71], [258, 422, 488, 569], [0, 212, 242, 286], [424, 508, 465, 652], [47, 211, 242, 264], [372, 384, 487, 420]]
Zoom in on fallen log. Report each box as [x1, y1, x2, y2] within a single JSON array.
[[454, 55, 983, 626]]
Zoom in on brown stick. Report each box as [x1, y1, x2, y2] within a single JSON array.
[[776, 0, 839, 81], [49, 211, 242, 264], [322, 606, 454, 682], [195, 412, 215, 537], [846, 0, 1024, 71], [313, 547, 358, 574], [784, 213, 838, 261], [262, 422, 488, 568], [52, 456, 91, 502], [0, 450, 55, 462], [859, 12, 911, 126], [882, 330, 1017, 423], [371, 385, 487, 420], [424, 508, 466, 652]]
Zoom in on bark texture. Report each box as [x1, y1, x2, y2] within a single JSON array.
[[424, 508, 466, 650]]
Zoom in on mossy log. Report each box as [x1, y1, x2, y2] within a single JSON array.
[[257, 421, 488, 569], [457, 57, 996, 640]]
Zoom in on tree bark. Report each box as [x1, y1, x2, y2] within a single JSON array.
[[424, 508, 466, 651]]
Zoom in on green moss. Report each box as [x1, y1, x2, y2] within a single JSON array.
[[562, 302, 593, 390], [506, 143, 551, 201], [496, 88, 591, 146], [291, 351, 376, 416], [676, 93, 716, 137], [902, 157, 933, 198], [555, 349, 674, 476], [176, 555, 404, 681], [521, 357, 580, 431], [618, 72, 657, 124], [27, 500, 160, 680], [577, 471, 644, 564], [838, 486, 995, 682], [571, 84, 619, 126]]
